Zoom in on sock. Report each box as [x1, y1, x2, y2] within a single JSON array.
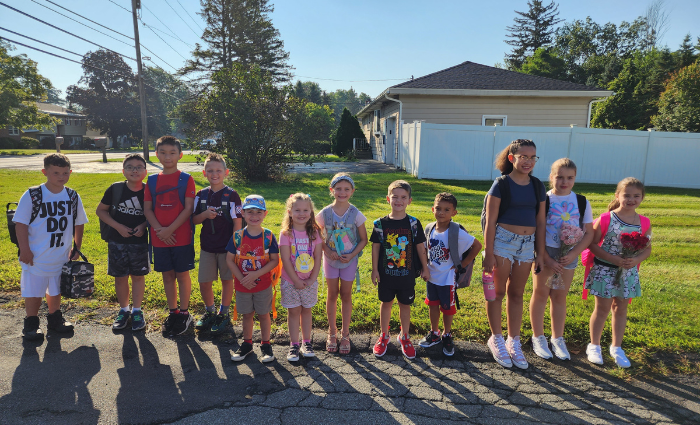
[[169, 308, 180, 315], [432, 330, 440, 336], [302, 339, 310, 344], [262, 340, 270, 345], [205, 304, 216, 313], [120, 306, 131, 313], [219, 305, 230, 315], [443, 332, 451, 337], [180, 309, 189, 315], [132, 307, 141, 313], [244, 339, 253, 344], [291, 342, 299, 347]]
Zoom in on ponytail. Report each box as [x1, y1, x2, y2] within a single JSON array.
[[608, 177, 645, 211], [495, 139, 537, 175]]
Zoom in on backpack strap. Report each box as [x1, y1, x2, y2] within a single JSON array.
[[263, 228, 272, 251], [373, 218, 384, 243], [496, 175, 510, 221], [576, 194, 587, 229], [447, 221, 462, 271], [177, 171, 190, 207], [598, 212, 612, 245], [640, 215, 650, 234], [66, 187, 79, 251], [198, 187, 210, 213], [408, 215, 419, 241], [28, 185, 43, 224], [147, 174, 158, 210], [110, 182, 125, 220], [220, 186, 234, 224], [531, 176, 543, 216], [545, 195, 550, 218]]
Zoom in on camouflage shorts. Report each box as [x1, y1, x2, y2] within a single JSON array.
[[108, 242, 150, 277]]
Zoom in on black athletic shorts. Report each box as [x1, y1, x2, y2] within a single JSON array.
[[377, 283, 416, 305], [108, 242, 150, 277]]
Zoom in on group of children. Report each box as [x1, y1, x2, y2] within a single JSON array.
[[15, 135, 652, 369]]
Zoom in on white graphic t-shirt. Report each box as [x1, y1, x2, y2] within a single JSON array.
[[13, 184, 89, 276], [545, 190, 593, 248], [426, 226, 475, 286]]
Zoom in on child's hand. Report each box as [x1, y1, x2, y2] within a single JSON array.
[[371, 270, 380, 286], [420, 269, 431, 282], [546, 256, 563, 274], [202, 207, 218, 220], [132, 223, 147, 237], [621, 256, 640, 269], [338, 254, 350, 263], [303, 278, 316, 287], [534, 255, 546, 275], [19, 249, 34, 266], [117, 224, 134, 238], [482, 253, 496, 274], [240, 272, 259, 289], [293, 279, 306, 290], [69, 248, 81, 261], [558, 253, 576, 267], [326, 247, 340, 261]]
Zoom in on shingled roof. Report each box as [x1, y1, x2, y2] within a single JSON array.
[[391, 61, 603, 92]]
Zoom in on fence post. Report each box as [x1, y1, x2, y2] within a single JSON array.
[[568, 125, 576, 158], [642, 129, 654, 184]]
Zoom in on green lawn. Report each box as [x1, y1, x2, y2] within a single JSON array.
[[1, 170, 698, 373], [100, 154, 201, 163], [0, 148, 145, 156]]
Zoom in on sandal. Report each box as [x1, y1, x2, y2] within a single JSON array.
[[326, 333, 338, 353], [339, 333, 351, 355]]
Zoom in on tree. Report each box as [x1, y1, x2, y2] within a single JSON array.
[[66, 49, 140, 142], [641, 0, 670, 51], [331, 108, 364, 156], [504, 0, 563, 70], [677, 34, 697, 69], [293, 80, 323, 105], [45, 88, 66, 106], [143, 67, 188, 136], [0, 41, 54, 130], [652, 62, 700, 132], [519, 47, 567, 80], [181, 0, 290, 82]]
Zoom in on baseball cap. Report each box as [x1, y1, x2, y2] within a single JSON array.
[[242, 194, 267, 211]]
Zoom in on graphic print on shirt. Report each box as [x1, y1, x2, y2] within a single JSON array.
[[38, 200, 72, 248], [383, 228, 411, 277], [428, 237, 450, 266], [155, 184, 180, 211], [116, 196, 143, 216], [239, 240, 264, 280], [547, 200, 580, 243]]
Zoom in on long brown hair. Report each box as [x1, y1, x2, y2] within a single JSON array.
[[608, 177, 645, 211], [549, 158, 577, 189], [494, 139, 537, 175], [282, 193, 321, 242]]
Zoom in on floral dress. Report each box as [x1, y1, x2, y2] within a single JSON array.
[[584, 212, 642, 299]]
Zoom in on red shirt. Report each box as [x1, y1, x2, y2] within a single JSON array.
[[144, 171, 196, 248], [225, 229, 279, 293]]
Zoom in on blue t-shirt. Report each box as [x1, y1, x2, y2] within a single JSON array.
[[487, 175, 546, 227]]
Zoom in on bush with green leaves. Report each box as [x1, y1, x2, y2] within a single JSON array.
[[652, 62, 700, 133], [20, 136, 39, 149], [331, 108, 364, 156]]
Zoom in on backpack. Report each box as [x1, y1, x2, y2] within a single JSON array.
[[373, 215, 423, 276], [146, 172, 194, 244], [581, 212, 650, 301], [99, 182, 126, 241], [230, 228, 283, 320], [197, 186, 237, 235], [545, 193, 588, 229], [321, 204, 365, 291], [424, 221, 475, 289], [481, 175, 544, 234]]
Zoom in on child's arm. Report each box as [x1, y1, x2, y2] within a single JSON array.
[[159, 197, 195, 244], [587, 220, 624, 267], [96, 202, 133, 238], [143, 200, 162, 229], [279, 244, 306, 289], [341, 223, 368, 263], [240, 253, 279, 289], [233, 218, 242, 233], [371, 242, 380, 285], [460, 239, 482, 269], [482, 195, 500, 273], [305, 238, 323, 286], [559, 222, 595, 265], [417, 243, 431, 282], [15, 223, 33, 266], [534, 198, 547, 273], [70, 224, 84, 260], [622, 223, 653, 269], [226, 252, 246, 282]]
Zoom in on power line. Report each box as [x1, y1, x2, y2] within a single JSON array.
[[142, 4, 195, 49], [0, 2, 136, 62], [0, 27, 82, 57], [162, 0, 200, 37], [140, 20, 188, 61], [106, 0, 130, 13], [295, 75, 411, 82], [44, 0, 134, 40], [176, 0, 204, 32]]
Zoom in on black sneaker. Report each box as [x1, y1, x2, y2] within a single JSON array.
[[442, 333, 455, 357], [231, 342, 254, 362], [170, 313, 193, 336], [210, 313, 230, 335], [418, 331, 441, 348], [22, 316, 44, 341], [112, 309, 130, 330], [131, 310, 146, 331], [46, 310, 74, 333], [195, 311, 216, 332], [162, 312, 177, 335], [260, 343, 275, 363]]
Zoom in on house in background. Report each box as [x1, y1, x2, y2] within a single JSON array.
[[0, 125, 23, 141], [20, 103, 89, 148], [355, 61, 613, 165]]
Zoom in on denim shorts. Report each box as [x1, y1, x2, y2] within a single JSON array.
[[493, 225, 535, 265], [545, 246, 578, 270]]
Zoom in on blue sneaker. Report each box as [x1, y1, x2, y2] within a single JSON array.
[[112, 309, 130, 330], [210, 313, 230, 335], [131, 310, 146, 331]]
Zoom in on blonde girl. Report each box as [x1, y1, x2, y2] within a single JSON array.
[[316, 173, 368, 355], [279, 193, 323, 362], [483, 139, 547, 369], [529, 159, 594, 361], [585, 178, 651, 368]]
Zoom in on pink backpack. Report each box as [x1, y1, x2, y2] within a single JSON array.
[[581, 212, 650, 302]]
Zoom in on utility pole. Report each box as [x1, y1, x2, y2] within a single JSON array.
[[131, 0, 149, 161]]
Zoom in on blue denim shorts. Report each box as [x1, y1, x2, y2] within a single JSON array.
[[545, 246, 578, 270], [493, 225, 535, 265]]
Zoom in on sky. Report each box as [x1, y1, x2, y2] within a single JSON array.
[[1, 0, 698, 101]]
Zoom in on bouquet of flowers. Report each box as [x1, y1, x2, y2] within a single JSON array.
[[614, 231, 651, 288], [547, 223, 585, 289]]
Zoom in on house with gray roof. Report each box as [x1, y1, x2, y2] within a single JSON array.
[[355, 61, 613, 165]]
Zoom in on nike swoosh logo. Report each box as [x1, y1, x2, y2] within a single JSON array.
[[408, 295, 414, 300]]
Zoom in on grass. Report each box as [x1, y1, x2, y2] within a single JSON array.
[[1, 170, 699, 374], [0, 148, 145, 156], [99, 154, 200, 164]]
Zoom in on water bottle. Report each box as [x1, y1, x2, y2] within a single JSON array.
[[482, 271, 496, 301]]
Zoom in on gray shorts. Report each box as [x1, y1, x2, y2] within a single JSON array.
[[108, 242, 150, 277], [545, 246, 578, 270], [198, 251, 233, 283], [236, 286, 273, 315]]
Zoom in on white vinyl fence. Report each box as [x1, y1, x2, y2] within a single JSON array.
[[399, 122, 700, 189]]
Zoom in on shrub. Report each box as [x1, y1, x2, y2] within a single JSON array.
[[0, 137, 20, 149], [20, 136, 39, 149]]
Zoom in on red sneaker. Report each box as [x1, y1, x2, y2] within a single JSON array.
[[373, 333, 390, 357], [397, 333, 416, 359]]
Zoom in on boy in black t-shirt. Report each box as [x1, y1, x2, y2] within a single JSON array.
[[96, 154, 150, 331], [371, 180, 430, 360]]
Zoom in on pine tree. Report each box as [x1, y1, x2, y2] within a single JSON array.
[[677, 34, 696, 68], [504, 0, 564, 70]]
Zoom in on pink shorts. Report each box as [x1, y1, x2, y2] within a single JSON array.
[[323, 257, 358, 281]]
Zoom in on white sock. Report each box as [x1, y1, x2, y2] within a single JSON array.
[[132, 307, 141, 313], [120, 306, 131, 313]]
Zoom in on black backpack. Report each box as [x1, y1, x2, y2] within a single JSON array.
[[481, 175, 544, 234], [99, 182, 126, 241]]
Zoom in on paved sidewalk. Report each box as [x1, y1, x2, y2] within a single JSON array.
[[0, 304, 697, 424]]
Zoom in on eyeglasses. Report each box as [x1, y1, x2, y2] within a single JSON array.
[[124, 166, 146, 171], [514, 155, 539, 163]]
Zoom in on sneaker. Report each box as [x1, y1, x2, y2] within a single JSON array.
[[300, 341, 315, 358], [397, 334, 416, 360], [487, 335, 513, 368], [22, 316, 44, 341], [170, 313, 193, 336], [418, 330, 442, 348], [210, 313, 230, 335], [551, 337, 570, 360], [260, 343, 275, 363], [586, 343, 604, 365], [112, 309, 130, 330], [610, 346, 631, 368], [131, 310, 146, 331], [46, 310, 74, 333], [231, 342, 254, 361], [373, 333, 390, 357], [287, 345, 300, 362], [531, 335, 553, 359], [162, 312, 177, 335], [442, 333, 455, 357], [195, 311, 217, 332], [506, 336, 529, 369]]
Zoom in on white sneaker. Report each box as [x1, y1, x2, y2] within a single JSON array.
[[531, 335, 553, 359], [586, 343, 604, 365], [487, 334, 512, 368], [610, 346, 631, 368], [550, 337, 571, 360], [506, 336, 529, 369]]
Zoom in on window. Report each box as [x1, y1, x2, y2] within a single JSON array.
[[374, 110, 381, 132], [8, 126, 20, 135], [482, 115, 507, 127]]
